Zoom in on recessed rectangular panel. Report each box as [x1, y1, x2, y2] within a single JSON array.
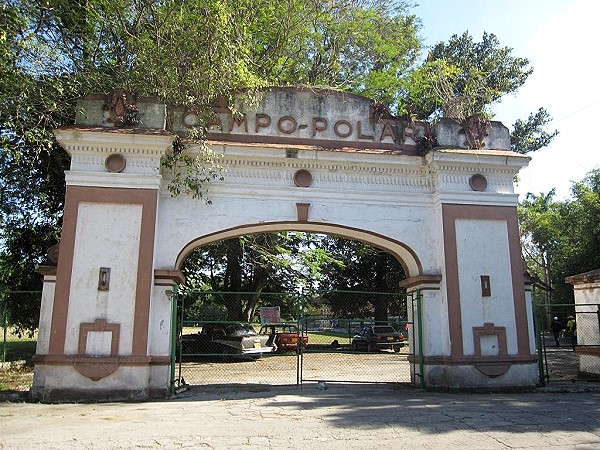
[[480, 334, 500, 356], [455, 219, 516, 354], [481, 275, 491, 297], [86, 331, 113, 356], [65, 203, 142, 355]]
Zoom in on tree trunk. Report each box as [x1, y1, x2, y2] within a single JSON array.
[[224, 238, 244, 320], [373, 298, 388, 323], [244, 269, 269, 322], [372, 257, 389, 323]]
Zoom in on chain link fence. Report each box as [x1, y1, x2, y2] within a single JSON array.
[[535, 303, 600, 382], [0, 291, 40, 392], [173, 290, 414, 389]]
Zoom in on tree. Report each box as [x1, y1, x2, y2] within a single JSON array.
[[179, 233, 406, 322], [511, 107, 559, 154], [1, 1, 557, 332], [180, 233, 337, 321], [399, 31, 557, 151], [411, 31, 532, 119], [306, 236, 406, 321], [519, 168, 600, 304], [0, 0, 304, 329], [519, 190, 560, 307]]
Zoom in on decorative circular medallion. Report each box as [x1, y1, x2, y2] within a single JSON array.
[[105, 153, 126, 173], [294, 169, 313, 187], [469, 174, 488, 192], [182, 111, 199, 128]]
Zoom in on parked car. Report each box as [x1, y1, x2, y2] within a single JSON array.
[[180, 322, 275, 358], [351, 325, 405, 352], [259, 323, 308, 352]]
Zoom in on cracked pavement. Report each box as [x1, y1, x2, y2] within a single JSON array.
[[1, 383, 599, 449]]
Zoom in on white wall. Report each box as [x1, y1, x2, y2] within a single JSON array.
[[147, 286, 174, 356], [455, 219, 517, 355], [65, 203, 142, 355], [36, 277, 55, 355]]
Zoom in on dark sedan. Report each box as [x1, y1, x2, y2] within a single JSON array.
[[351, 325, 405, 352]]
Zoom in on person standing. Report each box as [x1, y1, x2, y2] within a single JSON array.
[[550, 316, 563, 347], [566, 315, 577, 349]]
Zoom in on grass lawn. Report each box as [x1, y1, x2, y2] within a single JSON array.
[[1, 329, 37, 392], [1, 339, 37, 363], [181, 325, 354, 347], [306, 330, 353, 346], [0, 365, 34, 392]]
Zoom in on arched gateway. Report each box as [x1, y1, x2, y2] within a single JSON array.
[[32, 88, 536, 401]]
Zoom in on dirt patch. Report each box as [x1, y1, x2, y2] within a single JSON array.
[[177, 348, 414, 386]]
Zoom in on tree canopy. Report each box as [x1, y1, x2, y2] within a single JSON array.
[[519, 168, 600, 304], [1, 0, 560, 330], [179, 233, 406, 322]]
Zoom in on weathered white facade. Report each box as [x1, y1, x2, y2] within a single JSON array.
[[566, 270, 600, 376], [32, 88, 537, 401]]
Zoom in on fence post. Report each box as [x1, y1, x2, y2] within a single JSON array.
[[1, 292, 7, 364], [415, 289, 425, 389], [169, 286, 179, 396], [534, 304, 546, 385], [597, 305, 600, 341]]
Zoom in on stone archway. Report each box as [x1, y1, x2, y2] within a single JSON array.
[[175, 222, 423, 278], [32, 87, 537, 401]]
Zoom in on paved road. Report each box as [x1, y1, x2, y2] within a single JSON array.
[[1, 383, 599, 449]]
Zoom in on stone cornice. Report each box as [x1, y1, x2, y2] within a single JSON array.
[[54, 128, 174, 158], [426, 148, 530, 173], [66, 171, 162, 190], [433, 192, 520, 207], [565, 269, 600, 285], [399, 274, 443, 289], [219, 155, 427, 175]]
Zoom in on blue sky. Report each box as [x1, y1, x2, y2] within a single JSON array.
[[413, 0, 600, 200]]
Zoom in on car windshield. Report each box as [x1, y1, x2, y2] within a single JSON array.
[[373, 326, 396, 334], [227, 325, 257, 337]]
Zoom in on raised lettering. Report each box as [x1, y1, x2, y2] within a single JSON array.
[[278, 116, 298, 134], [255, 113, 271, 132], [357, 121, 374, 140], [229, 113, 248, 133], [312, 117, 328, 137], [334, 120, 353, 138], [380, 121, 397, 143], [207, 115, 223, 131]]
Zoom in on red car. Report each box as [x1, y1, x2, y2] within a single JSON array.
[[259, 323, 308, 352]]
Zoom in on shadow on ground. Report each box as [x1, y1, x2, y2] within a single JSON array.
[[173, 381, 600, 435]]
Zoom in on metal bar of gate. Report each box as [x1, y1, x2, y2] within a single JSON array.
[[416, 290, 425, 389], [169, 285, 179, 396], [534, 305, 546, 385], [297, 294, 303, 388], [298, 290, 414, 385]]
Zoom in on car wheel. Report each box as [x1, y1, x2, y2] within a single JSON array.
[[393, 346, 400, 352], [367, 342, 376, 352], [351, 341, 359, 351]]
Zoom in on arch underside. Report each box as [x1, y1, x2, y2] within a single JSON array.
[[175, 221, 424, 278]]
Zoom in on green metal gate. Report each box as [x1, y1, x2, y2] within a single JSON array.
[[170, 289, 420, 393], [534, 303, 600, 383]]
